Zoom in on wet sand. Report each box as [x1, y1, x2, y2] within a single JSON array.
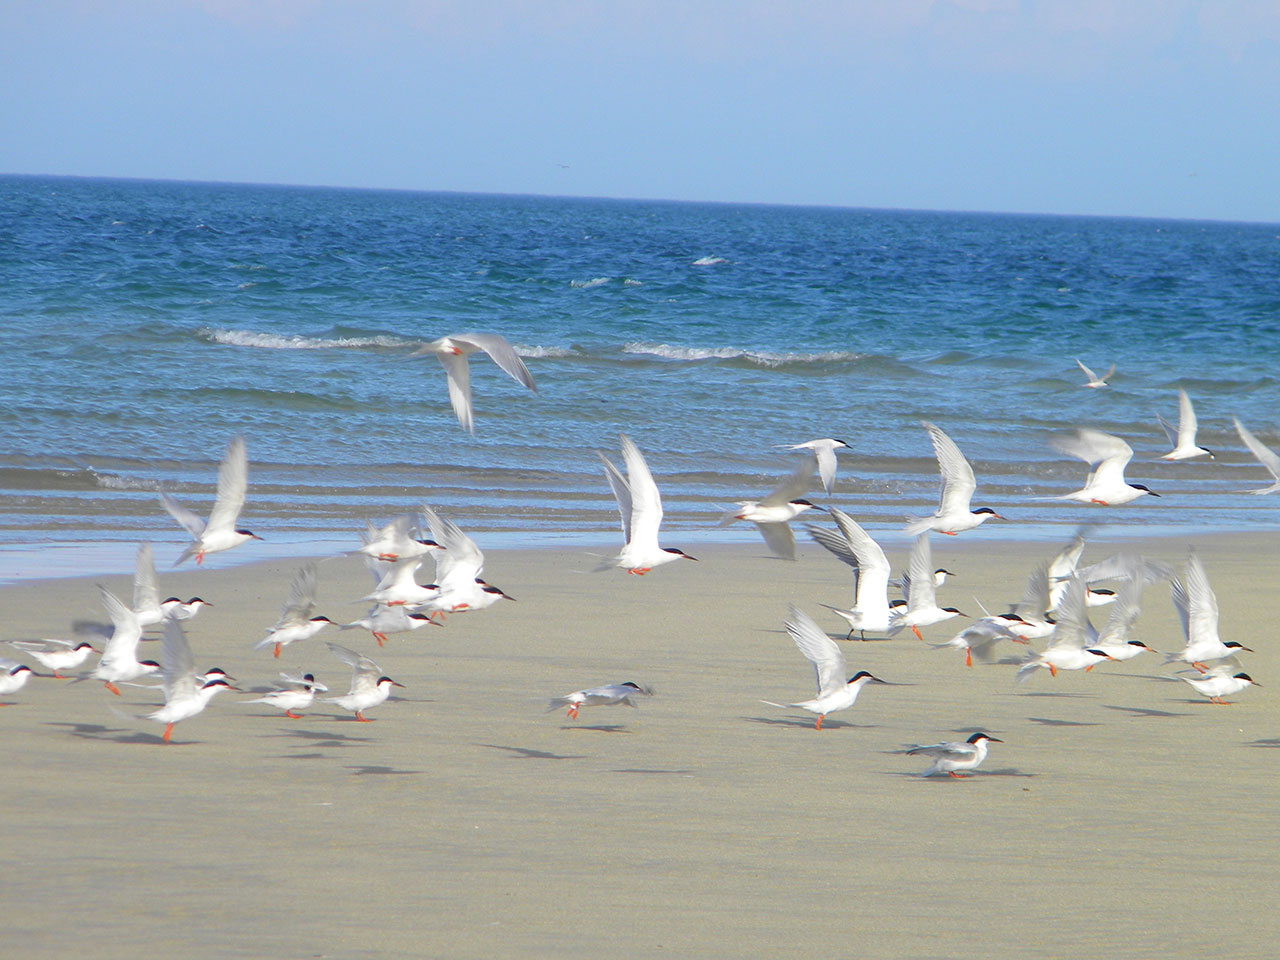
[[2, 534, 1277, 959]]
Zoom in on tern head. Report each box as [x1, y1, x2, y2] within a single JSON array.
[[832, 439, 850, 449], [407, 613, 437, 624], [73, 641, 97, 653], [1224, 641, 1253, 653], [1001, 613, 1028, 624], [377, 676, 405, 689], [972, 507, 1005, 520], [789, 499, 825, 512], [202, 678, 239, 692], [1085, 648, 1117, 661], [1130, 484, 1159, 497], [1127, 641, 1152, 651], [482, 584, 516, 601], [188, 597, 210, 606], [309, 616, 336, 624], [664, 548, 698, 561], [942, 607, 967, 617], [848, 670, 884, 685], [620, 681, 643, 691], [139, 659, 162, 671], [966, 732, 1002, 744], [1234, 673, 1259, 685], [237, 529, 264, 541], [7, 664, 34, 678], [204, 667, 233, 679]]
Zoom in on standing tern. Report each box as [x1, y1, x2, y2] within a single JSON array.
[[409, 332, 537, 434], [889, 534, 966, 639], [159, 434, 261, 565], [598, 434, 697, 574], [807, 508, 892, 640], [905, 422, 1004, 535], [782, 438, 848, 495], [548, 682, 653, 719], [323, 642, 403, 721], [1232, 418, 1280, 495], [761, 606, 884, 729], [1179, 668, 1260, 705], [147, 617, 239, 743], [1157, 390, 1214, 461], [1076, 358, 1115, 388], [907, 732, 1003, 777], [243, 673, 328, 719], [1164, 552, 1252, 672], [253, 563, 335, 658], [87, 585, 161, 695], [7, 639, 97, 678], [1051, 429, 1159, 505], [721, 459, 823, 561]]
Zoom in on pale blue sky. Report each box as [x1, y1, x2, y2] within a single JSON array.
[[4, 1, 1279, 221]]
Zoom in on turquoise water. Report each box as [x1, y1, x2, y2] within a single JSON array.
[[2, 174, 1279, 577]]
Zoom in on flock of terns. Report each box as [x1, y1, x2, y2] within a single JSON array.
[[2, 336, 1276, 776]]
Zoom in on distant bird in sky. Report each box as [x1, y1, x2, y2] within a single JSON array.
[[598, 434, 697, 574], [1076, 358, 1115, 388], [906, 421, 1004, 535], [1156, 389, 1213, 461], [159, 434, 261, 565], [409, 332, 537, 434]]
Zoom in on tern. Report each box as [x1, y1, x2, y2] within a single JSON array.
[[419, 506, 515, 613], [1164, 552, 1251, 672], [931, 619, 1025, 667], [907, 732, 1003, 777], [7, 639, 97, 679], [343, 605, 439, 646], [1085, 567, 1156, 664], [905, 422, 1004, 535], [548, 682, 653, 719], [147, 618, 239, 743], [161, 597, 212, 620], [598, 434, 697, 574], [1076, 358, 1115, 388], [253, 563, 335, 658], [0, 661, 36, 700], [721, 458, 823, 561], [361, 557, 440, 608], [1232, 418, 1280, 495], [889, 534, 966, 639], [159, 434, 262, 564], [1015, 576, 1115, 681], [1157, 390, 1213, 461], [1002, 563, 1057, 641], [807, 508, 892, 640], [132, 542, 165, 627], [782, 438, 849, 494], [1179, 668, 1260, 705], [761, 606, 884, 729], [409, 332, 537, 434], [87, 585, 161, 695], [1051, 429, 1159, 505], [243, 673, 328, 719], [324, 642, 403, 721], [352, 515, 439, 563]]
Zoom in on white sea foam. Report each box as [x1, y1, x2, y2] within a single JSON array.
[[200, 328, 413, 350], [512, 344, 576, 358], [692, 255, 729, 266], [623, 278, 643, 286], [622, 342, 860, 367], [570, 277, 611, 289]]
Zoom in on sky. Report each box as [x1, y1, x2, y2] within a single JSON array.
[[3, 0, 1279, 222]]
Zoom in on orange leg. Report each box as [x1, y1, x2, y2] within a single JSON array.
[[948, 771, 968, 778], [1048, 664, 1057, 677], [815, 714, 825, 731], [628, 568, 650, 576], [196, 551, 205, 565], [1090, 499, 1108, 506], [942, 531, 957, 536], [163, 723, 174, 743], [567, 705, 579, 719], [965, 648, 972, 668], [373, 632, 387, 646], [104, 681, 122, 696], [273, 643, 281, 658], [1192, 662, 1208, 673], [911, 625, 923, 640], [1085, 664, 1094, 672], [285, 710, 302, 719], [355, 711, 370, 722]]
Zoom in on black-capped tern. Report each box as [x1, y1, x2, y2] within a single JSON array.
[[87, 585, 160, 695], [905, 421, 1004, 535], [254, 563, 335, 658], [907, 732, 1003, 777], [148, 617, 240, 743], [807, 507, 892, 640], [1051, 429, 1159, 505], [782, 438, 848, 495], [888, 533, 967, 639], [1164, 552, 1252, 672], [159, 434, 262, 565], [323, 642, 403, 721], [409, 332, 537, 434], [1179, 668, 1260, 705], [597, 434, 697, 574], [7, 638, 97, 678], [721, 458, 824, 561], [0, 660, 37, 699], [547, 681, 653, 719], [1157, 389, 1213, 460], [1076, 357, 1114, 388], [243, 672, 329, 719]]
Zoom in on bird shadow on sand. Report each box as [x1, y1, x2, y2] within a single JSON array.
[[277, 727, 374, 746], [44, 721, 165, 745], [742, 715, 876, 731], [1026, 716, 1101, 727], [1102, 704, 1188, 718], [611, 767, 697, 776], [889, 767, 1036, 781], [346, 764, 421, 776], [480, 743, 589, 760], [558, 723, 632, 733], [1247, 738, 1280, 749], [1014, 691, 1095, 699]]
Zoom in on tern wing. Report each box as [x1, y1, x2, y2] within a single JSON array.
[[1096, 574, 1143, 645], [160, 617, 199, 703], [435, 350, 475, 434], [597, 451, 633, 543], [1176, 389, 1198, 445], [205, 435, 248, 536], [159, 491, 206, 539], [906, 740, 972, 760], [1012, 562, 1051, 620], [760, 458, 813, 507], [812, 446, 838, 495], [132, 542, 161, 620], [922, 421, 976, 515], [1046, 576, 1093, 651], [326, 641, 382, 691], [784, 606, 845, 697], [1075, 358, 1097, 382], [904, 533, 936, 613], [1233, 418, 1280, 489], [451, 333, 537, 393], [97, 585, 143, 662], [753, 521, 797, 560], [1155, 412, 1178, 449], [279, 563, 319, 624], [434, 516, 485, 587], [618, 435, 663, 553], [829, 508, 891, 606], [1182, 552, 1221, 646]]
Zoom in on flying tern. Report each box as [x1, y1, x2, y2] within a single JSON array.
[[147, 617, 239, 743], [905, 422, 1004, 535], [7, 639, 97, 678], [254, 563, 335, 658], [1051, 429, 1159, 505], [782, 438, 849, 495], [931, 619, 1026, 667], [353, 516, 439, 563], [1232, 418, 1280, 495], [243, 673, 328, 719], [343, 605, 439, 646], [131, 542, 165, 627], [721, 458, 823, 561], [1015, 576, 1115, 681], [419, 506, 515, 613], [548, 682, 653, 719], [1076, 358, 1115, 388], [87, 585, 161, 695], [907, 732, 1003, 778], [1157, 390, 1213, 460], [889, 534, 966, 639], [324, 642, 403, 721], [807, 508, 892, 640], [598, 434, 697, 574], [159, 434, 261, 564], [761, 606, 884, 729], [1164, 552, 1251, 672], [409, 332, 537, 434]]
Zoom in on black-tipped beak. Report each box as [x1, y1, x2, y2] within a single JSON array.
[[1148, 491, 1161, 498], [683, 554, 699, 561], [391, 680, 406, 688], [502, 593, 517, 601]]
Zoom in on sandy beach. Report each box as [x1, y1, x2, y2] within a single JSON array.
[[2, 533, 1277, 959]]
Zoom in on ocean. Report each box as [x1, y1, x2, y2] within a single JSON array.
[[2, 174, 1278, 579]]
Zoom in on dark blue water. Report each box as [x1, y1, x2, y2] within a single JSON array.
[[2, 174, 1278, 577]]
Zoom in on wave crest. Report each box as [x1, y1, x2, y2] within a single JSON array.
[[622, 342, 860, 367], [199, 327, 413, 350]]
